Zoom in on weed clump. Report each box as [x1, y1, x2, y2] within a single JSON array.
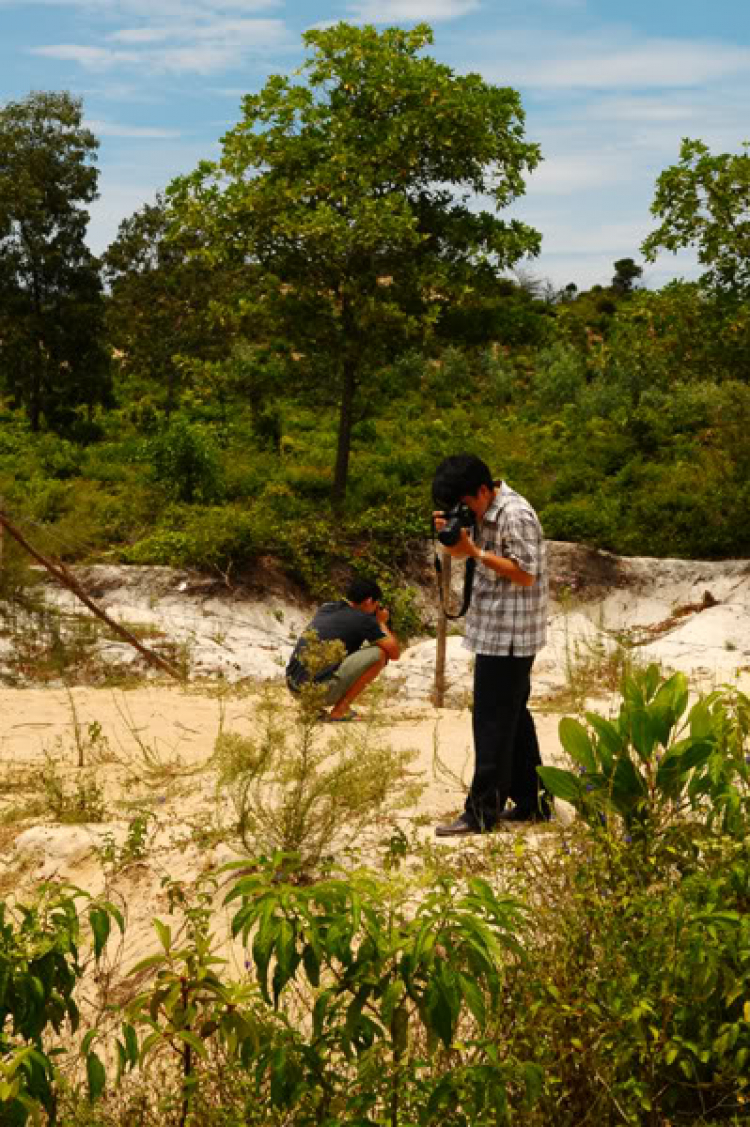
[[214, 644, 423, 874]]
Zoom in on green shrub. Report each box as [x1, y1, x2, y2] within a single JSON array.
[[531, 343, 586, 408], [149, 415, 224, 503], [540, 665, 750, 855], [123, 529, 191, 567], [513, 827, 750, 1126], [124, 505, 259, 571], [0, 885, 121, 1123], [540, 494, 620, 548]]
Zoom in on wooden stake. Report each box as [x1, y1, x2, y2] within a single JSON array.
[[434, 552, 452, 708], [0, 509, 185, 681]]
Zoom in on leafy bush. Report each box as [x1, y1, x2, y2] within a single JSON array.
[[149, 415, 224, 503], [0, 884, 121, 1123], [512, 825, 750, 1125], [225, 861, 537, 1126], [540, 494, 620, 549], [531, 343, 587, 408], [540, 665, 750, 856]]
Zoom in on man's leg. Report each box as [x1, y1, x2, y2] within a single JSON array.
[[325, 646, 387, 719], [508, 697, 549, 816], [465, 654, 534, 830]]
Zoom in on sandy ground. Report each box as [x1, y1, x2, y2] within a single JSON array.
[[0, 680, 567, 825], [0, 681, 569, 992]]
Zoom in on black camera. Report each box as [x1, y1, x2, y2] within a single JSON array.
[[436, 502, 474, 547]]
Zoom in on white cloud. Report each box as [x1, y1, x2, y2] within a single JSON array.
[[524, 152, 634, 195], [32, 43, 139, 68], [347, 0, 480, 24], [86, 118, 182, 138], [86, 181, 160, 252], [107, 27, 175, 44], [538, 217, 651, 257], [32, 18, 293, 75], [477, 31, 750, 90]]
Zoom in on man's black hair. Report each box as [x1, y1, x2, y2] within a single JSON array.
[[432, 454, 494, 510], [346, 576, 383, 605]]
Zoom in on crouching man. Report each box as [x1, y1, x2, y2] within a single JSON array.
[[286, 577, 400, 721]]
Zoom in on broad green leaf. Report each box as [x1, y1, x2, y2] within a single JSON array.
[[523, 1061, 544, 1105], [611, 755, 646, 810], [676, 740, 714, 772], [176, 1030, 208, 1059], [558, 717, 596, 771], [643, 664, 662, 701], [86, 1050, 106, 1101], [423, 977, 454, 1049], [585, 714, 623, 770], [630, 708, 656, 761], [301, 943, 320, 988], [252, 911, 279, 1003], [153, 919, 171, 953], [537, 766, 584, 804], [689, 698, 714, 740], [457, 970, 486, 1028], [89, 908, 111, 961]]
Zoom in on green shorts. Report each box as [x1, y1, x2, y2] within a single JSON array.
[[323, 644, 384, 705]]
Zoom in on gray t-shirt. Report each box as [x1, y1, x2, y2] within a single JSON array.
[[286, 601, 385, 690]]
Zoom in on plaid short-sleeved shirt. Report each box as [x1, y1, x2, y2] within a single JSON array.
[[463, 482, 548, 657]]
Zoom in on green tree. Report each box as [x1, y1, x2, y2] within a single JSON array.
[[0, 91, 110, 432], [169, 22, 541, 505], [611, 256, 642, 294], [103, 194, 246, 415], [642, 138, 750, 296]]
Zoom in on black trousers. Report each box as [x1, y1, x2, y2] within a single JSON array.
[[464, 653, 543, 830]]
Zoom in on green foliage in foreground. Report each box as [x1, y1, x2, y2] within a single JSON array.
[[541, 665, 750, 845], [7, 670, 750, 1126], [0, 885, 122, 1124]]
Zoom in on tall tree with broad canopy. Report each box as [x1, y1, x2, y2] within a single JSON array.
[[642, 138, 750, 298], [168, 22, 541, 504], [103, 194, 249, 416], [0, 90, 110, 432]]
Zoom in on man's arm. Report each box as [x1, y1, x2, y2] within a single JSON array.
[[443, 530, 534, 587], [374, 606, 400, 661], [474, 548, 534, 586]]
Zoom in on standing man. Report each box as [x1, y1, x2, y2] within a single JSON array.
[[432, 454, 550, 835], [286, 576, 400, 721]]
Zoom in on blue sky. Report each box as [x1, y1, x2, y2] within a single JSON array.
[[2, 0, 749, 290]]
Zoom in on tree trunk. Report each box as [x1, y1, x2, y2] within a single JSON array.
[[29, 355, 42, 432], [332, 357, 356, 510]]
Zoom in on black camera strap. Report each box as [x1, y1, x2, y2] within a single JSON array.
[[432, 529, 476, 619]]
